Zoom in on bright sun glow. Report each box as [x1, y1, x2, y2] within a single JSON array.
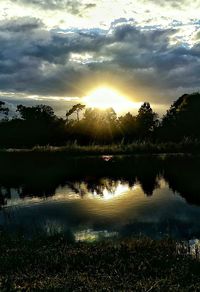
[[101, 183, 130, 200], [83, 87, 140, 113]]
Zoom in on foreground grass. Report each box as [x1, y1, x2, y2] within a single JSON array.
[[0, 235, 200, 291]]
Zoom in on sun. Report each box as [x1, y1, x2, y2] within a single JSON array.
[[83, 87, 139, 113]]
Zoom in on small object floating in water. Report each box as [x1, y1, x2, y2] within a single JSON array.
[[102, 155, 113, 162]]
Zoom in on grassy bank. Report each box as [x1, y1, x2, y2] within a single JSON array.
[[1, 140, 200, 155], [0, 235, 200, 291]]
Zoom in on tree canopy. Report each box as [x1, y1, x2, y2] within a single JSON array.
[[0, 92, 200, 147], [0, 101, 9, 119], [160, 92, 200, 141]]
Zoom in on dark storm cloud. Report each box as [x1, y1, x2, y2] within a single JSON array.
[[0, 17, 43, 32], [91, 25, 200, 95], [11, 0, 96, 16], [0, 16, 200, 104], [32, 28, 110, 64]]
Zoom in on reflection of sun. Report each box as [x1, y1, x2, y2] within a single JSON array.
[[93, 183, 131, 201], [83, 87, 140, 113]]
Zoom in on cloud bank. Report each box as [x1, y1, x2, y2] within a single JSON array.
[[0, 0, 199, 114]]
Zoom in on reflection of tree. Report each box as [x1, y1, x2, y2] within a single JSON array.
[[138, 178, 159, 196], [1, 155, 200, 207], [0, 155, 162, 206], [0, 187, 11, 208], [0, 194, 6, 208], [66, 179, 124, 197], [137, 173, 160, 196], [162, 157, 200, 205], [130, 156, 161, 196]]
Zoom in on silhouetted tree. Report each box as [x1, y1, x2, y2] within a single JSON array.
[[160, 93, 200, 141], [83, 107, 117, 124], [0, 104, 67, 147], [81, 108, 118, 143], [17, 104, 55, 122], [1, 92, 200, 148], [118, 112, 137, 141], [66, 104, 85, 122], [0, 101, 9, 120], [136, 102, 159, 139]]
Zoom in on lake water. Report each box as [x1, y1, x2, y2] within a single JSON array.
[[0, 153, 200, 241]]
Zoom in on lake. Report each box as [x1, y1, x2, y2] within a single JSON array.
[[0, 153, 200, 241]]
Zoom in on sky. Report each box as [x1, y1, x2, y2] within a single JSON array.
[[0, 0, 200, 117]]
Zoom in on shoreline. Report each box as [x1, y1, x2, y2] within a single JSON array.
[[0, 141, 200, 156]]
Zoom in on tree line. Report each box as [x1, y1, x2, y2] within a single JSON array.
[[0, 92, 200, 147]]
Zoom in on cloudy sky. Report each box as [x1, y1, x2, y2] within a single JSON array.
[[0, 0, 200, 116]]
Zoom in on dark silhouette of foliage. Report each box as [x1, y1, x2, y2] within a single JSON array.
[[83, 107, 118, 143], [0, 101, 9, 119], [66, 103, 85, 122], [136, 102, 159, 139], [160, 92, 200, 141], [1, 153, 200, 228], [66, 107, 119, 144], [17, 104, 55, 122], [118, 112, 137, 141], [0, 104, 67, 147], [0, 92, 200, 147]]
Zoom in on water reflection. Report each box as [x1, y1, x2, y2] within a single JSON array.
[[0, 154, 200, 240], [63, 180, 132, 200], [75, 229, 118, 242]]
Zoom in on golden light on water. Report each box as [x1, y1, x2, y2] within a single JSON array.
[[74, 230, 118, 242], [94, 183, 131, 201], [83, 87, 141, 113]]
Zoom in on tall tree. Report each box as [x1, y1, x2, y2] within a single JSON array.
[[66, 104, 85, 122], [160, 92, 200, 140], [0, 101, 9, 120], [13, 104, 61, 147], [118, 112, 137, 141], [136, 102, 158, 138], [17, 104, 55, 122], [81, 107, 118, 143]]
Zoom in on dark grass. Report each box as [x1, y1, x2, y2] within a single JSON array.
[[1, 140, 200, 155], [0, 234, 200, 291]]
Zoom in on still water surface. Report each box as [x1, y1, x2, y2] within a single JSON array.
[[0, 154, 200, 241]]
